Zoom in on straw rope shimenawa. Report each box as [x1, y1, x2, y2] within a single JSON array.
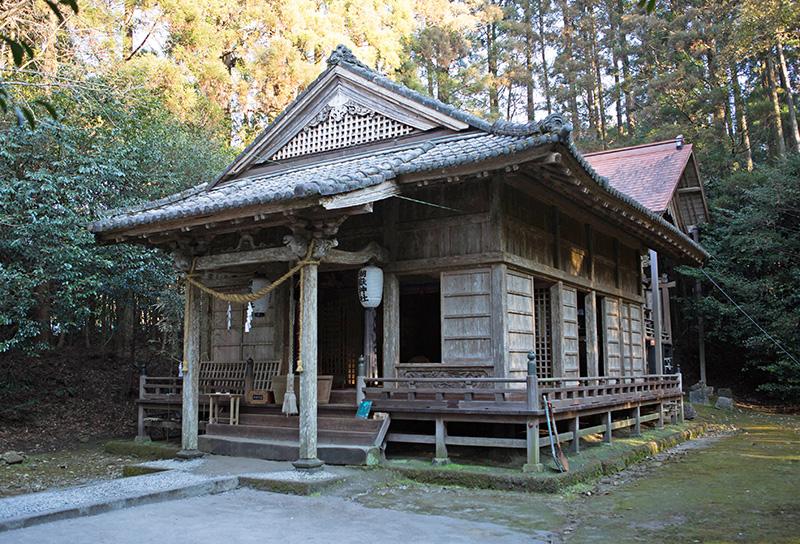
[[180, 241, 318, 378]]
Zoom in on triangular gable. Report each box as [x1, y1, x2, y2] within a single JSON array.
[[215, 52, 473, 186]]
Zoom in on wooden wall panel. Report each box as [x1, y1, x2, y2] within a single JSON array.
[[602, 297, 622, 376], [626, 302, 645, 375], [441, 269, 493, 364], [561, 286, 580, 377], [506, 270, 535, 378], [209, 286, 281, 364]]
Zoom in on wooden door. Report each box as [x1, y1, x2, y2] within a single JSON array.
[[602, 297, 622, 376], [440, 269, 493, 364]]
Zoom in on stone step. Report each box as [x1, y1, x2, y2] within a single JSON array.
[[198, 435, 380, 466]]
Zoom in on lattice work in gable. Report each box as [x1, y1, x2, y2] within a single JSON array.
[[270, 101, 415, 161]]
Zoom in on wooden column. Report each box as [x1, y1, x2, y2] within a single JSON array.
[[433, 418, 449, 465], [293, 262, 324, 471], [491, 264, 509, 378], [523, 352, 543, 472], [649, 249, 664, 374], [570, 416, 580, 454], [178, 283, 202, 458], [691, 227, 706, 384], [382, 272, 400, 380], [633, 405, 642, 436], [363, 307, 377, 379], [603, 411, 613, 444], [584, 291, 599, 377]]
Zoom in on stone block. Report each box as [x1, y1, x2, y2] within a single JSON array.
[[689, 389, 709, 405], [683, 403, 697, 420], [717, 388, 733, 398], [715, 396, 734, 410], [1, 451, 24, 465]]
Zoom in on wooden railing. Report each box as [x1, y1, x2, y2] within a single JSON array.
[[361, 371, 681, 414], [139, 360, 281, 401]]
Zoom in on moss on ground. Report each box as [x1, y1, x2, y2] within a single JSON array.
[[103, 440, 179, 460], [384, 421, 707, 493], [358, 403, 800, 543]]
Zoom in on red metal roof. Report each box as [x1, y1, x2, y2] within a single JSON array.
[[583, 139, 693, 214]]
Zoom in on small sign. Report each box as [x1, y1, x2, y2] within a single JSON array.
[[356, 400, 372, 419]]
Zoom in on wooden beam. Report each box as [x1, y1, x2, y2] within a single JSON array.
[[382, 273, 400, 380], [320, 181, 399, 210], [194, 240, 389, 271]]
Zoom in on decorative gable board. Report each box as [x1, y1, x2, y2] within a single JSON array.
[[219, 66, 471, 183], [268, 96, 416, 161]]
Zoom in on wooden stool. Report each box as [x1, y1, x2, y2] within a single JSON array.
[[208, 393, 242, 425]]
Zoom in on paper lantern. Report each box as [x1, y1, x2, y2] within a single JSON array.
[[357, 266, 383, 308], [250, 276, 271, 316]]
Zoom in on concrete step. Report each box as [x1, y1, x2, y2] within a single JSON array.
[[237, 413, 382, 432], [0, 471, 237, 532], [198, 435, 380, 466], [206, 423, 378, 447]]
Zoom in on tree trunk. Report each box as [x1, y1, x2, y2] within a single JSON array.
[[616, 0, 634, 135], [536, 0, 552, 115], [607, 0, 623, 137], [487, 23, 500, 118], [777, 40, 800, 153], [765, 54, 787, 159], [588, 7, 607, 147], [730, 62, 753, 171], [524, 0, 536, 120], [559, 0, 580, 137], [34, 282, 52, 346]]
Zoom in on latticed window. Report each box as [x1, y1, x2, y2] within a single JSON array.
[[534, 287, 553, 378], [271, 102, 414, 161]]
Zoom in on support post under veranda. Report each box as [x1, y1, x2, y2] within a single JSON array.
[[523, 351, 543, 473]]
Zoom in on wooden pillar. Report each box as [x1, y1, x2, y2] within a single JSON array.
[[603, 411, 613, 444], [356, 355, 366, 406], [433, 418, 449, 465], [363, 307, 377, 379], [649, 249, 664, 374], [657, 402, 665, 428], [585, 291, 599, 377], [491, 264, 509, 378], [691, 227, 706, 384], [178, 283, 202, 458], [633, 405, 642, 436], [570, 416, 580, 454], [523, 352, 543, 472], [293, 262, 324, 471], [382, 272, 400, 380]]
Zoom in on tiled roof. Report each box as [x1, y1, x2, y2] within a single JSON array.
[[89, 132, 560, 233], [583, 140, 693, 214], [88, 46, 706, 262]]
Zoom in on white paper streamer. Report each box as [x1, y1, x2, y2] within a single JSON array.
[[226, 302, 232, 331], [244, 301, 253, 333]]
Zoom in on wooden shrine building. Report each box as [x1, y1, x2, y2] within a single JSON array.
[[91, 46, 707, 471]]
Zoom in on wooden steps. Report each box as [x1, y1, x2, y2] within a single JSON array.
[[198, 404, 390, 466]]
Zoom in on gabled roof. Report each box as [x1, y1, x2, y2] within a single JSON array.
[[89, 46, 707, 264], [583, 139, 708, 229]]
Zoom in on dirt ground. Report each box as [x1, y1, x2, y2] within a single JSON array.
[[0, 442, 136, 497]]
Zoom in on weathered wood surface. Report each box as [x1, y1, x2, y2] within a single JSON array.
[[181, 284, 201, 452]]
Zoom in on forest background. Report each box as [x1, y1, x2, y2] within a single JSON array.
[[0, 0, 798, 437]]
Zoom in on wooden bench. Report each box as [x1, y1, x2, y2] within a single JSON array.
[[136, 360, 280, 441]]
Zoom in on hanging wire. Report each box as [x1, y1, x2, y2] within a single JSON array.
[[700, 267, 799, 365], [393, 194, 466, 213]]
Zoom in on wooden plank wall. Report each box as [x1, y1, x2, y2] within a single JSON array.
[[209, 284, 282, 363], [559, 285, 581, 378], [506, 270, 535, 379], [440, 269, 493, 364], [602, 297, 623, 376]]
